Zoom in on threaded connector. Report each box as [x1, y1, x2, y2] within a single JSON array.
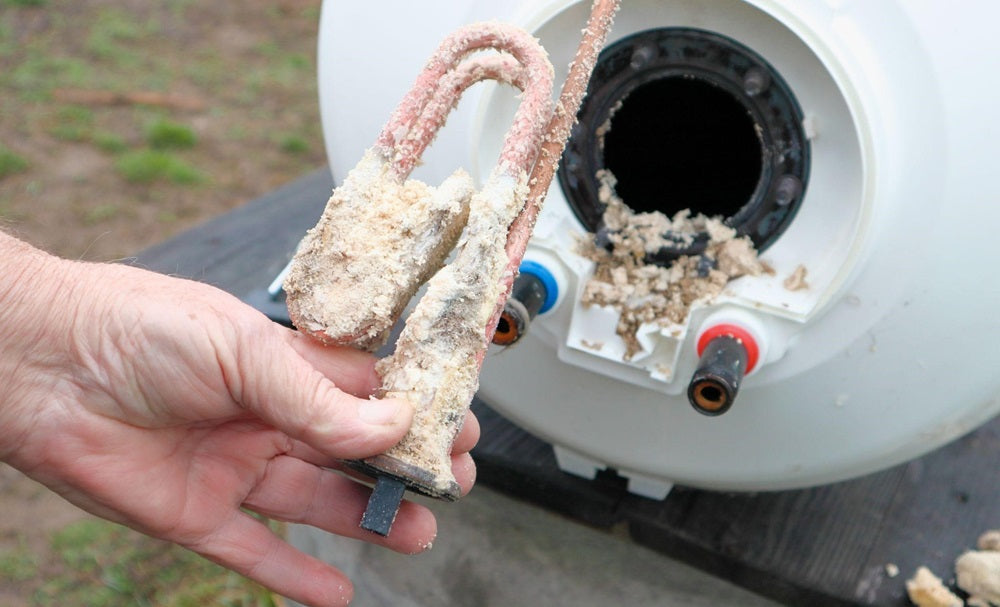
[[688, 335, 749, 415], [493, 272, 546, 346]]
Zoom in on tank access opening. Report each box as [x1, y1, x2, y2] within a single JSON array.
[[559, 27, 810, 261], [604, 76, 762, 220]]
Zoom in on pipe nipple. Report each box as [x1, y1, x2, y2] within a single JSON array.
[[492, 268, 550, 346], [690, 378, 734, 414], [494, 300, 530, 346], [688, 323, 759, 416]]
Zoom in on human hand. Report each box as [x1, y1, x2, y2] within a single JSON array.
[[0, 234, 478, 607]]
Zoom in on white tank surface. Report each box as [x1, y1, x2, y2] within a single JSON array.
[[317, 1, 1000, 497]]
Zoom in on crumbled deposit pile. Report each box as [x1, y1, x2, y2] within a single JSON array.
[[906, 529, 1000, 607], [578, 169, 763, 358], [907, 568, 964, 607]]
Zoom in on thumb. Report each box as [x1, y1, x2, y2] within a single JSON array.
[[232, 324, 414, 459]]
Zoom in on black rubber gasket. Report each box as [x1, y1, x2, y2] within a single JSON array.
[[558, 27, 810, 261]]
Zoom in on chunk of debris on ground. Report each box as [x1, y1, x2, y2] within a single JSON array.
[[956, 550, 1000, 607], [906, 566, 963, 607], [978, 530, 1000, 552], [906, 529, 1000, 607]]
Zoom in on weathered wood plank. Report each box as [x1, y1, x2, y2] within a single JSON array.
[[472, 402, 1000, 606], [860, 420, 1000, 604], [623, 472, 905, 606], [134, 168, 332, 294]]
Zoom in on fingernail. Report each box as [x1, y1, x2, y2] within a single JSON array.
[[359, 398, 406, 425]]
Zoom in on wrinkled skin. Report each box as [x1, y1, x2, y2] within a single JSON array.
[[0, 233, 478, 607]]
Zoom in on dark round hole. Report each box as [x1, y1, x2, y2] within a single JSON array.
[[558, 27, 810, 262], [603, 77, 763, 220], [698, 384, 724, 404]]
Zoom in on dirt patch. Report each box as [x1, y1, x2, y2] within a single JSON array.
[[0, 464, 91, 607], [0, 0, 327, 261]]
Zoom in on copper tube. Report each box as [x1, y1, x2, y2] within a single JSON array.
[[484, 0, 622, 347], [374, 23, 554, 180]]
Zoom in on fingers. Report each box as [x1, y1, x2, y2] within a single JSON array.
[[233, 324, 414, 460], [452, 451, 477, 496], [289, 439, 477, 498], [286, 331, 381, 398], [288, 405, 479, 496], [244, 455, 437, 553], [452, 409, 480, 454], [188, 510, 355, 607]]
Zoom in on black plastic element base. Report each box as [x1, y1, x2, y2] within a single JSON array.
[[558, 27, 810, 262], [360, 475, 407, 536], [687, 335, 748, 416], [344, 454, 461, 502]]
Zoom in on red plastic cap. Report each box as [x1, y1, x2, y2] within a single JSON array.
[[697, 323, 760, 374]]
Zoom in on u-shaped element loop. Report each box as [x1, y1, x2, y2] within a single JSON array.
[[287, 2, 621, 512], [284, 23, 554, 353], [370, 0, 620, 495], [376, 22, 555, 179]]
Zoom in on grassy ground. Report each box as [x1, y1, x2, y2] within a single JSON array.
[[3, 513, 282, 607], [0, 0, 327, 261], [0, 466, 287, 607], [0, 0, 331, 604]]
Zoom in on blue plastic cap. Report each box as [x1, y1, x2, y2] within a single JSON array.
[[519, 260, 559, 314]]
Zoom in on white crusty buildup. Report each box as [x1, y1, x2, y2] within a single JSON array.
[[377, 168, 530, 490], [284, 149, 474, 351], [284, 4, 621, 502], [905, 566, 963, 607], [956, 550, 1000, 607], [979, 530, 1000, 552], [579, 169, 763, 359]]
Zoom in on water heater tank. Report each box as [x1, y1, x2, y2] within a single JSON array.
[[317, 0, 1000, 498]]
